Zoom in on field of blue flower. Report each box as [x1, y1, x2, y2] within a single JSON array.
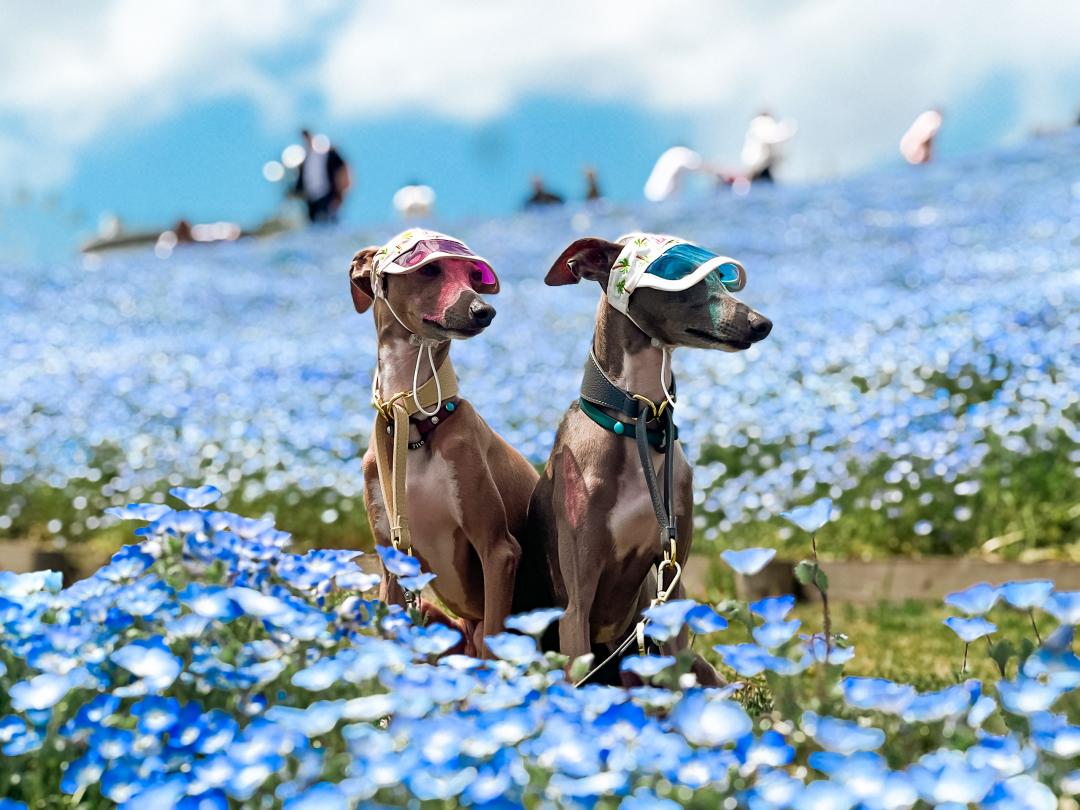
[[1, 133, 1077, 564], [0, 485, 1077, 808]]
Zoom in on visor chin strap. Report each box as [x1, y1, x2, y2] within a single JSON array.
[[656, 341, 677, 411], [373, 282, 445, 417]]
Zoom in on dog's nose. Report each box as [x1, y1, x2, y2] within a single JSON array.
[[748, 310, 772, 340], [469, 300, 496, 327]]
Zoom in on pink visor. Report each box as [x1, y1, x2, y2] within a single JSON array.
[[373, 229, 499, 294]]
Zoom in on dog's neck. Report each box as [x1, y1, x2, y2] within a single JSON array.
[[591, 296, 671, 402], [373, 303, 452, 399]]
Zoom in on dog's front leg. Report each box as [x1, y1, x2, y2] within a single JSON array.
[[460, 469, 522, 658]]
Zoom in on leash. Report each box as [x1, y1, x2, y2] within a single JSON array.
[[371, 348, 459, 605], [573, 349, 684, 685]]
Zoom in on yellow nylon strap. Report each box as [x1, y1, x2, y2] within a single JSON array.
[[371, 359, 459, 555]]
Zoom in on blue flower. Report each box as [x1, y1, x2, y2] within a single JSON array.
[[485, 633, 542, 665], [169, 484, 223, 508], [671, 691, 752, 745], [753, 619, 801, 649], [943, 616, 996, 643], [375, 546, 421, 578], [1045, 591, 1080, 625], [283, 783, 348, 810], [105, 503, 173, 522], [110, 636, 182, 694], [621, 655, 676, 678], [397, 571, 436, 592], [10, 667, 91, 712], [131, 696, 181, 734], [720, 548, 776, 576], [505, 607, 564, 636], [750, 594, 796, 623], [903, 683, 977, 723], [997, 678, 1063, 715], [643, 599, 698, 642], [801, 711, 885, 754], [685, 604, 728, 634], [999, 580, 1054, 610], [944, 582, 1000, 615], [780, 497, 834, 533], [840, 677, 916, 715]]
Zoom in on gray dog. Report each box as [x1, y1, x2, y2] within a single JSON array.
[[517, 233, 772, 684]]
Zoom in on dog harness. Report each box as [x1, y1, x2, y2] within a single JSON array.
[[371, 358, 460, 564]]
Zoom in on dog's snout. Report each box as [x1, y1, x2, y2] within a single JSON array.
[[469, 300, 496, 327], [747, 310, 772, 341]]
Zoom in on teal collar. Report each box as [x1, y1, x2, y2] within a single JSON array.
[[578, 397, 677, 451]]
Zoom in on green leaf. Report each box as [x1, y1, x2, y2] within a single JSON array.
[[814, 567, 829, 592], [569, 653, 595, 683], [989, 639, 1015, 675], [794, 560, 816, 585]]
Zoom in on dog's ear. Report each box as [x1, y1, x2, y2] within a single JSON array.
[[545, 238, 622, 287], [348, 247, 378, 314]]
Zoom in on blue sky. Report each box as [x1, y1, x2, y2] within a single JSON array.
[[2, 1, 1078, 259]]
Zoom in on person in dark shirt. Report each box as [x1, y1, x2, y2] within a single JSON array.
[[293, 129, 352, 223], [584, 166, 602, 201], [524, 175, 564, 209]]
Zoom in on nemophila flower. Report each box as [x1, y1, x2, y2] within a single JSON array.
[[967, 695, 997, 728], [671, 691, 752, 745], [59, 751, 105, 795], [982, 775, 1057, 810], [840, 677, 917, 715], [169, 484, 223, 508], [1021, 627, 1080, 689], [802, 711, 885, 754], [621, 787, 682, 810], [110, 636, 182, 694], [803, 634, 856, 665], [685, 604, 728, 634], [283, 782, 349, 810], [943, 616, 996, 643], [505, 607, 564, 636], [780, 497, 834, 534], [266, 701, 345, 738], [792, 779, 854, 810], [999, 580, 1054, 610], [620, 655, 676, 678], [1044, 591, 1080, 625], [997, 678, 1063, 715], [397, 571, 436, 592], [643, 599, 698, 642], [105, 502, 173, 522], [10, 667, 91, 712], [333, 570, 380, 592], [903, 683, 977, 723], [99, 545, 155, 582], [486, 633, 542, 666], [737, 729, 795, 769], [720, 547, 776, 576], [375, 546, 421, 578], [908, 751, 997, 805], [408, 623, 462, 657], [944, 582, 1000, 615], [753, 619, 801, 649], [750, 594, 796, 623]]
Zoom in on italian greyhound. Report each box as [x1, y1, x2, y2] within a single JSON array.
[[348, 230, 538, 657], [517, 233, 772, 684]]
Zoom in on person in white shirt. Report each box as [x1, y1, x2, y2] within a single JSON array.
[[293, 129, 351, 223], [741, 110, 797, 183], [393, 182, 436, 218], [644, 145, 706, 202]]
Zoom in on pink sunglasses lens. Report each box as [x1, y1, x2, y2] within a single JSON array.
[[475, 262, 497, 286]]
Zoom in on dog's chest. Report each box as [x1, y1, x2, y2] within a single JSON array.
[[605, 449, 690, 560], [405, 451, 464, 548]]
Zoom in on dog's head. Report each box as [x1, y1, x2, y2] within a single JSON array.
[[349, 236, 498, 340], [545, 236, 771, 351]]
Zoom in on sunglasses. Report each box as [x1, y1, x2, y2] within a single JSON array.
[[393, 238, 498, 287], [644, 243, 746, 292]]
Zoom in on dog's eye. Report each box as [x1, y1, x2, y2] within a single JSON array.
[[420, 265, 441, 278]]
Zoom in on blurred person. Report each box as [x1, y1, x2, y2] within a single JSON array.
[[293, 129, 351, 223], [741, 110, 797, 183], [524, 176, 564, 209], [393, 181, 436, 218], [900, 109, 943, 165], [583, 166, 602, 201], [644, 145, 705, 202]]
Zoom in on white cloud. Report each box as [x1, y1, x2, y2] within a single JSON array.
[[3, 0, 1079, 189], [318, 0, 1080, 176]]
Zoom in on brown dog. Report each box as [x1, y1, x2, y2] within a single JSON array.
[[517, 234, 772, 683], [348, 230, 538, 656]]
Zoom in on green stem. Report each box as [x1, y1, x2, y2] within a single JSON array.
[[1028, 610, 1042, 645], [961, 642, 969, 675]]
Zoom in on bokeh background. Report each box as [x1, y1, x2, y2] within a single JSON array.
[[1, 1, 1078, 580]]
